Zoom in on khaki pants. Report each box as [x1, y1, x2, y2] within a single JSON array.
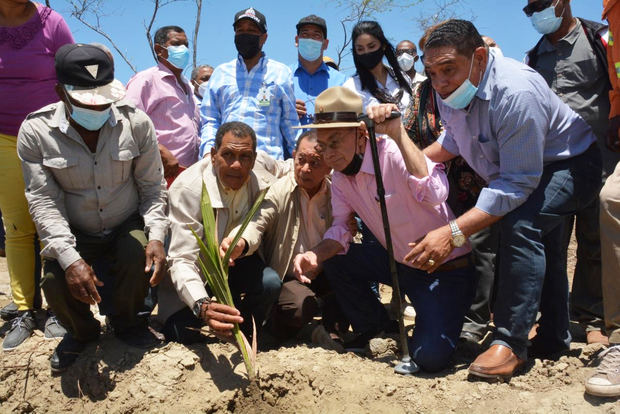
[[41, 214, 149, 342], [600, 161, 620, 344]]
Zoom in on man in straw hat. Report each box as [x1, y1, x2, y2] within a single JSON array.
[[291, 86, 476, 372], [17, 43, 169, 373]]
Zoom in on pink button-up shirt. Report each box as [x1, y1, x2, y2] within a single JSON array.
[[323, 138, 470, 267], [125, 62, 200, 168]]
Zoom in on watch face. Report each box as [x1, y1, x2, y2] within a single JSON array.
[[452, 234, 466, 247]]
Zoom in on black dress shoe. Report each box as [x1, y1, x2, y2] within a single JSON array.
[[51, 335, 88, 374]]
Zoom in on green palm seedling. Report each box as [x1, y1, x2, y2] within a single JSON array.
[[189, 182, 268, 380]]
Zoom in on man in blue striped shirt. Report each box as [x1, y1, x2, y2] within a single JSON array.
[[199, 7, 300, 160], [410, 20, 602, 380]]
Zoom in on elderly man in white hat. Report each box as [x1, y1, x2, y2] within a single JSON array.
[[293, 86, 476, 373], [17, 43, 169, 373]]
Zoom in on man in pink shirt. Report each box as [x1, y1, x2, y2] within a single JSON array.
[[125, 25, 200, 180], [293, 86, 475, 373]]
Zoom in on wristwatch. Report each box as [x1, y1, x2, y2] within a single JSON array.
[[192, 297, 211, 318], [449, 220, 466, 247]]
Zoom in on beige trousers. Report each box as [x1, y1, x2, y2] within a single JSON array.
[[601, 161, 620, 343]]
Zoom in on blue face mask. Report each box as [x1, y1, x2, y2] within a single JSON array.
[[166, 45, 190, 69], [298, 38, 323, 62], [441, 53, 479, 110], [70, 105, 111, 131], [530, 0, 563, 35]]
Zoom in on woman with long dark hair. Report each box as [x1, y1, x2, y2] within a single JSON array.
[[343, 20, 413, 111]]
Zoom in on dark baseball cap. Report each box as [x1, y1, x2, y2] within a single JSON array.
[[233, 7, 267, 33], [296, 15, 327, 38], [55, 43, 125, 105]]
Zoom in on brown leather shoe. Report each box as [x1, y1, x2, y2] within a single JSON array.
[[468, 344, 525, 380]]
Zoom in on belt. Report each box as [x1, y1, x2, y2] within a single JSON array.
[[435, 253, 472, 272]]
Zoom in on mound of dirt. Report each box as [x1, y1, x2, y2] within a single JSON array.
[[0, 329, 618, 413], [0, 240, 618, 413]]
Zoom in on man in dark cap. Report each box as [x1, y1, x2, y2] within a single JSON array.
[[17, 43, 169, 373], [199, 7, 300, 160], [291, 15, 346, 125]]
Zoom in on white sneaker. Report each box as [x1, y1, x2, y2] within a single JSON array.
[[585, 345, 620, 397]]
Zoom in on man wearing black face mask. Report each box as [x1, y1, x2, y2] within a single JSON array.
[[199, 7, 300, 161], [292, 86, 476, 373]]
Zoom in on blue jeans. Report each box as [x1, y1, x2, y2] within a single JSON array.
[[162, 254, 281, 343], [324, 242, 475, 372], [492, 144, 602, 359]]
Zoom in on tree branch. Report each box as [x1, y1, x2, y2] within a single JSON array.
[[192, 0, 202, 69], [69, 0, 138, 73], [145, 0, 160, 64]]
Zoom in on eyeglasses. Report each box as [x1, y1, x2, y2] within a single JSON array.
[[522, 0, 556, 17]]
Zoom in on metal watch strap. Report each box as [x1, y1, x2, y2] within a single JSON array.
[[192, 297, 211, 318], [449, 220, 461, 236]]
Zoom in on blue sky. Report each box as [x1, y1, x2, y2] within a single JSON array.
[[53, 0, 606, 83]]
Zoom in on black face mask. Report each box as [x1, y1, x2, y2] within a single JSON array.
[[340, 132, 364, 176], [340, 152, 364, 176], [235, 33, 261, 59], [356, 48, 384, 70]]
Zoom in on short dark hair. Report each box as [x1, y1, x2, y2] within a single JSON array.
[[214, 121, 257, 152], [423, 19, 484, 57], [191, 64, 214, 81], [295, 130, 317, 151], [154, 26, 185, 46]]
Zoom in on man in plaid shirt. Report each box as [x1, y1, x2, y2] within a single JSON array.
[[199, 7, 299, 160]]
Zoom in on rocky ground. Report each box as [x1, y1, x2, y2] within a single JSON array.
[[0, 242, 619, 413]]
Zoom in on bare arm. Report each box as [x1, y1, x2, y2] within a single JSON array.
[[424, 141, 458, 163], [292, 239, 344, 284], [404, 207, 502, 273], [455, 207, 502, 238]]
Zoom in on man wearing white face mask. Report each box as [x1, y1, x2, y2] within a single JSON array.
[[291, 15, 346, 126], [419, 20, 602, 380], [524, 0, 618, 347], [190, 64, 214, 104], [126, 25, 200, 184], [17, 44, 168, 372], [396, 40, 426, 86]]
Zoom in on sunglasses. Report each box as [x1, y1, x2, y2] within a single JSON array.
[[522, 0, 557, 17]]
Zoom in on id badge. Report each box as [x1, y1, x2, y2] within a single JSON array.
[[257, 83, 271, 107]]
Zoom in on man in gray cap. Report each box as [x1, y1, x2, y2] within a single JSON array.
[[17, 43, 169, 373]]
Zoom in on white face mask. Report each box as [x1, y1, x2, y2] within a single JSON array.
[[397, 53, 415, 72], [439, 53, 479, 110], [197, 82, 209, 99]]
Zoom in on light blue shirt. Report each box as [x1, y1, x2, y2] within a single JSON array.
[[291, 61, 347, 125], [200, 53, 300, 160], [436, 49, 596, 217]]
